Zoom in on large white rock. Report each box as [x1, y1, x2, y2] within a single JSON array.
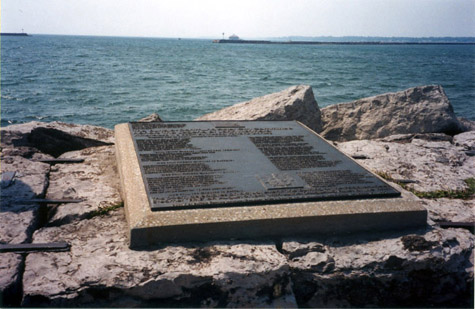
[[197, 85, 323, 132], [320, 85, 463, 141]]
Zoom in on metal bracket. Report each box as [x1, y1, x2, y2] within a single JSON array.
[[0, 241, 70, 253], [19, 199, 84, 204], [37, 158, 84, 164], [438, 221, 474, 233]]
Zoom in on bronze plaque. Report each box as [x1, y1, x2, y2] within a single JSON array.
[[129, 121, 400, 210]]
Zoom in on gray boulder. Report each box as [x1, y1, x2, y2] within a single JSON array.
[[320, 85, 463, 141], [197, 85, 322, 132]]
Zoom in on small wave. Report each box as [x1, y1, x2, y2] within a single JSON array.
[[314, 82, 332, 88], [111, 91, 130, 95], [107, 100, 126, 106], [142, 76, 159, 81], [1, 94, 27, 101], [83, 98, 99, 105], [68, 88, 88, 94], [1, 81, 20, 86]]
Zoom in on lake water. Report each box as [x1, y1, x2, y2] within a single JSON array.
[[1, 35, 474, 128]]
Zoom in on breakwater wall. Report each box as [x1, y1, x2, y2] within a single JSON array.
[[213, 39, 475, 45], [0, 33, 29, 36]]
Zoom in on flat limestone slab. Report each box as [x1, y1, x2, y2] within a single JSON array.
[[115, 121, 427, 248]]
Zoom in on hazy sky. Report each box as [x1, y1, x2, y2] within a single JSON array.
[[2, 0, 475, 38]]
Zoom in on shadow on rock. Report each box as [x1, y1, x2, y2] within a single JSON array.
[[27, 127, 112, 157], [1, 179, 45, 214]]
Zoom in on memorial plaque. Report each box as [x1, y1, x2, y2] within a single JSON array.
[[115, 120, 427, 247], [128, 121, 400, 211]]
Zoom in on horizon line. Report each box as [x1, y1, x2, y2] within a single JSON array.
[[6, 33, 475, 40]]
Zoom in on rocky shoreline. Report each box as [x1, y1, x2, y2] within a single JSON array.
[[1, 85, 474, 307]]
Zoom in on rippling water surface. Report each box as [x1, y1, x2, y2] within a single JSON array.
[[2, 35, 474, 128]]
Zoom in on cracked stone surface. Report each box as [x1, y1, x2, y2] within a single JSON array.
[[1, 156, 50, 210], [454, 130, 475, 150], [336, 132, 475, 193], [1, 142, 50, 306], [422, 198, 475, 223], [0, 253, 23, 306], [22, 209, 295, 307], [282, 228, 474, 307], [46, 146, 121, 226], [1, 121, 113, 307]]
